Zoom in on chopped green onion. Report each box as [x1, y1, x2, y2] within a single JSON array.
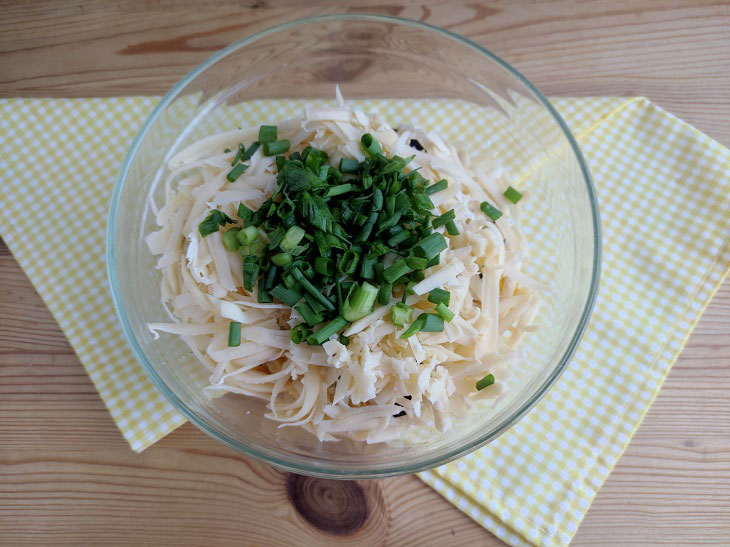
[[360, 133, 382, 157], [399, 314, 425, 339], [377, 282, 392, 305], [405, 256, 428, 270], [359, 255, 377, 279], [270, 285, 301, 307], [258, 125, 277, 144], [339, 334, 350, 346], [198, 210, 234, 237], [222, 228, 241, 251], [383, 259, 413, 285], [263, 139, 290, 156], [388, 230, 411, 247], [237, 225, 259, 246], [431, 209, 455, 228], [237, 203, 253, 224], [264, 265, 279, 290], [324, 184, 353, 198], [230, 143, 243, 166], [420, 313, 444, 332], [412, 232, 447, 260], [243, 255, 259, 291], [480, 201, 503, 221], [227, 321, 241, 347], [227, 163, 248, 182], [343, 281, 378, 321], [435, 302, 454, 322], [291, 268, 335, 311], [391, 302, 413, 327], [355, 212, 378, 243], [338, 249, 361, 275], [314, 257, 334, 276], [241, 142, 260, 162], [476, 373, 495, 391], [290, 323, 309, 344], [279, 225, 305, 252], [339, 157, 360, 173], [295, 302, 324, 327], [306, 316, 348, 345], [503, 186, 523, 204], [428, 288, 451, 306], [257, 278, 273, 303], [271, 252, 292, 267], [411, 270, 425, 282], [425, 179, 448, 195], [445, 220, 460, 236]]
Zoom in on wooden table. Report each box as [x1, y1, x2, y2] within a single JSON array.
[[1, 2, 729, 544]]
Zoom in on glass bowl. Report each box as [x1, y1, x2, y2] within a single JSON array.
[[107, 14, 600, 478]]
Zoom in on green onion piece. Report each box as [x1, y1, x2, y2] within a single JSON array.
[[420, 313, 444, 332], [388, 230, 411, 247], [258, 125, 277, 144], [402, 280, 416, 303], [361, 174, 373, 189], [282, 274, 297, 289], [431, 209, 456, 228], [339, 157, 360, 173], [237, 203, 253, 224], [270, 285, 301, 307], [359, 255, 377, 279], [412, 232, 447, 260], [405, 256, 428, 270], [222, 229, 241, 251], [198, 210, 234, 237], [399, 315, 426, 339], [237, 225, 259, 246], [476, 373, 495, 391], [391, 302, 413, 327], [230, 143, 244, 166], [355, 212, 379, 243], [303, 292, 326, 314], [339, 334, 350, 346], [480, 201, 503, 221], [503, 186, 523, 204], [279, 225, 305, 252], [241, 142, 260, 162], [306, 316, 348, 345], [300, 261, 315, 279], [425, 254, 440, 268], [411, 270, 425, 282], [295, 302, 324, 327], [314, 257, 334, 276], [264, 265, 279, 291], [445, 220, 460, 236], [290, 323, 309, 344], [263, 139, 290, 156], [257, 278, 273, 303], [271, 252, 292, 267], [291, 268, 335, 311], [360, 133, 382, 157], [377, 282, 392, 305], [226, 163, 248, 182], [324, 184, 353, 198], [383, 259, 413, 285], [314, 230, 331, 258], [227, 321, 241, 347], [338, 249, 361, 275], [428, 288, 450, 306], [425, 179, 448, 195], [343, 281, 378, 321], [435, 302, 454, 322], [243, 255, 259, 291], [275, 155, 286, 172]]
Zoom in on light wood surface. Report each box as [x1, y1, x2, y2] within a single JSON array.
[[1, 1, 729, 545]]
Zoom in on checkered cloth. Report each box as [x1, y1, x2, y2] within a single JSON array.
[[1, 96, 728, 547]]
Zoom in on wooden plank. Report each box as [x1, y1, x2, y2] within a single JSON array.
[[1, 1, 729, 544]]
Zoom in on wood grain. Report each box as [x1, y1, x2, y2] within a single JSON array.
[[1, 1, 729, 545]]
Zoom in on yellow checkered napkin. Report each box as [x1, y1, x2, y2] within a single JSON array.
[[1, 96, 729, 546]]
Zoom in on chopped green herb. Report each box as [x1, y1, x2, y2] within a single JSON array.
[[258, 125, 277, 144], [480, 201, 503, 221], [263, 139, 290, 156], [503, 186, 523, 204], [227, 321, 241, 347], [226, 163, 248, 182], [391, 302, 413, 327], [427, 288, 450, 306], [198, 209, 234, 237], [476, 373, 495, 391], [435, 302, 454, 322]]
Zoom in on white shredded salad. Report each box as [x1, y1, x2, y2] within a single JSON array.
[[145, 90, 540, 443]]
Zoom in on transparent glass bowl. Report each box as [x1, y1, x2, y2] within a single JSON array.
[[107, 15, 600, 478]]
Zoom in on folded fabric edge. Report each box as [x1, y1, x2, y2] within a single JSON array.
[[417, 98, 730, 547]]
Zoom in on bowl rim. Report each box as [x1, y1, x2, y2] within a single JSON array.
[[106, 13, 602, 478]]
